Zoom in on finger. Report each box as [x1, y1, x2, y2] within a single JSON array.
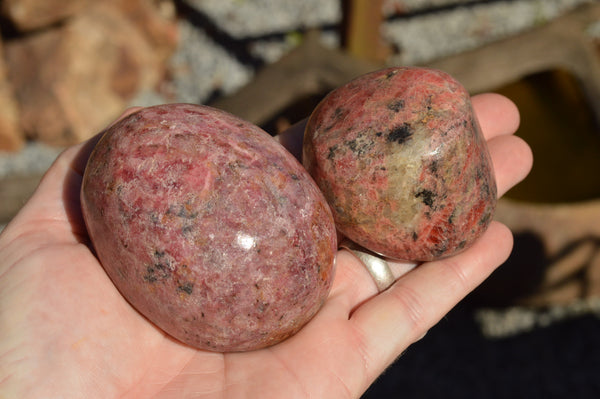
[[2, 108, 143, 241], [38, 107, 143, 199], [327, 120, 531, 309], [348, 221, 513, 381], [488, 134, 533, 198], [276, 94, 520, 161], [471, 93, 520, 139], [327, 249, 417, 311], [36, 106, 144, 196]]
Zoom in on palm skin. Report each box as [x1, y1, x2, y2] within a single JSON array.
[[0, 93, 532, 398]]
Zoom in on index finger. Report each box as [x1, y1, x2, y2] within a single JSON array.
[[471, 93, 520, 139], [347, 221, 514, 382]]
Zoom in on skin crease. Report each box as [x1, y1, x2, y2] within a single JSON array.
[[0, 93, 532, 398]]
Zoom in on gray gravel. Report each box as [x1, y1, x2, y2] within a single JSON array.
[[166, 0, 595, 104], [168, 18, 255, 104], [384, 0, 596, 65], [1, 0, 595, 221], [0, 142, 63, 179], [186, 0, 340, 38]]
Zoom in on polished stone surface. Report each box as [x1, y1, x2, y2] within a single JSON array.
[[82, 103, 337, 352], [304, 67, 496, 261]]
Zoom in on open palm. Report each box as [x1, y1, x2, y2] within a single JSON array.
[[0, 93, 532, 398]]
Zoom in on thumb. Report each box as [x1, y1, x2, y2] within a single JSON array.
[[2, 107, 143, 243]]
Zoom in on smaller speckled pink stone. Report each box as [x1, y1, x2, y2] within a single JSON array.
[[81, 103, 337, 352], [303, 67, 497, 261]]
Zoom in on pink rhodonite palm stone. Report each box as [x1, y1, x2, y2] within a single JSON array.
[[303, 67, 497, 261], [81, 103, 337, 352]]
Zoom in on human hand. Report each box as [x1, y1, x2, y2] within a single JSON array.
[[0, 93, 531, 398]]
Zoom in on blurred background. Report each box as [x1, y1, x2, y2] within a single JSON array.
[[1, 0, 600, 397]]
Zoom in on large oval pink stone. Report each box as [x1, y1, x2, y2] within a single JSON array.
[[81, 103, 337, 352], [303, 67, 496, 261]]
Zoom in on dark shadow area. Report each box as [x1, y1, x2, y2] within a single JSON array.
[[0, 15, 19, 38], [259, 92, 326, 136], [61, 108, 142, 247], [499, 69, 600, 203], [61, 132, 105, 247], [470, 231, 548, 306], [363, 230, 600, 397], [470, 231, 600, 307], [361, 303, 600, 398]]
